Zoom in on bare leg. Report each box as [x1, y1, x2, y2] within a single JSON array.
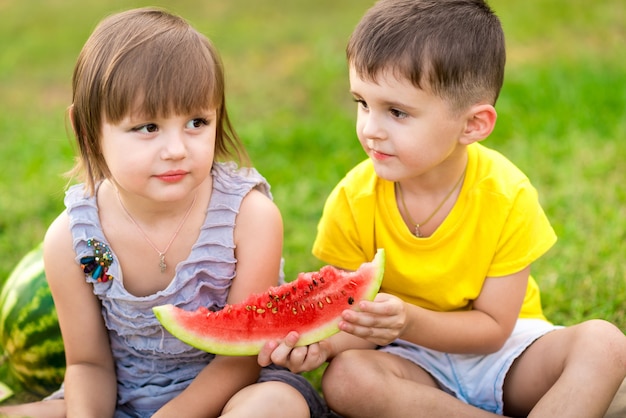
[[322, 349, 504, 418], [221, 381, 310, 418], [604, 378, 626, 418], [0, 399, 65, 418], [503, 319, 626, 418]]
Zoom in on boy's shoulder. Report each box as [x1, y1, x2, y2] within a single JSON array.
[[470, 143, 529, 183], [335, 158, 380, 198], [468, 143, 536, 205]]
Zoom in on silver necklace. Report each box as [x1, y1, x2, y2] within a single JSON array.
[[116, 191, 198, 273]]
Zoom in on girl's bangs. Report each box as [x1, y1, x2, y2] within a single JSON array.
[[103, 31, 222, 122]]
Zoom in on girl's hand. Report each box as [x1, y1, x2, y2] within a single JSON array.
[[338, 293, 407, 346], [258, 331, 330, 373]]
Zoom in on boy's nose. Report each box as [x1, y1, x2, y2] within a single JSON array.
[[361, 113, 385, 141]]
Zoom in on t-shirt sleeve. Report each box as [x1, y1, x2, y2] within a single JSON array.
[[487, 179, 557, 277], [312, 180, 374, 271]]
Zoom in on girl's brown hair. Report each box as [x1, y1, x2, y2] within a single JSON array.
[[70, 7, 249, 194]]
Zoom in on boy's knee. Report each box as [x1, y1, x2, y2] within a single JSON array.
[[572, 319, 626, 365], [322, 350, 372, 405]]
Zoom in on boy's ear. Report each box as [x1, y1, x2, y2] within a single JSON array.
[[459, 104, 497, 145]]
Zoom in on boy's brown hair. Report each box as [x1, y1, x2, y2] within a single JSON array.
[[347, 0, 506, 112], [70, 7, 249, 194]]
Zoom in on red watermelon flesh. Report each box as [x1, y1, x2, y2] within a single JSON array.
[[153, 249, 384, 355]]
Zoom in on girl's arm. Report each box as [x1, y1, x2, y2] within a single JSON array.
[[257, 329, 375, 373], [154, 189, 284, 417], [342, 266, 530, 354], [44, 212, 117, 417]]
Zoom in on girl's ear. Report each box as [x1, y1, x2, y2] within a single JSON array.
[[459, 104, 497, 145]]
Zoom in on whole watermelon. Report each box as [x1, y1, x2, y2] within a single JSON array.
[[0, 243, 65, 397]]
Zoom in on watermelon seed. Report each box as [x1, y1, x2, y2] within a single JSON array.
[[312, 279, 318, 286], [349, 280, 358, 288], [325, 296, 332, 304], [320, 277, 325, 284], [245, 305, 252, 311], [256, 308, 266, 314], [318, 301, 324, 309], [300, 304, 306, 312], [292, 307, 298, 315], [272, 307, 278, 314], [266, 301, 273, 308], [348, 297, 355, 305]]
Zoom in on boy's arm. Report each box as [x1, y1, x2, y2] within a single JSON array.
[[44, 213, 117, 417], [258, 266, 528, 371], [342, 266, 530, 354]]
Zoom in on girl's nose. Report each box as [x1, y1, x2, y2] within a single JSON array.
[[161, 131, 187, 160]]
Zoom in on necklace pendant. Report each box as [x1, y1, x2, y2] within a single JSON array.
[[414, 224, 422, 238], [159, 253, 167, 273]]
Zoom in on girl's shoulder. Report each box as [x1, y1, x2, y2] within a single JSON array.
[[212, 161, 272, 199]]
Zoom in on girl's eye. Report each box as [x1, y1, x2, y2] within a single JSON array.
[[390, 108, 408, 119], [134, 123, 158, 134], [186, 118, 209, 129]]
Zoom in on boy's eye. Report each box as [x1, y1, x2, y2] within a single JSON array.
[[134, 123, 158, 134], [353, 98, 368, 110], [186, 118, 209, 129]]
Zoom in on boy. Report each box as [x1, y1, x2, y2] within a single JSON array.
[[260, 0, 626, 416]]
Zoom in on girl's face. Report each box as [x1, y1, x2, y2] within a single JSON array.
[[100, 109, 217, 202], [349, 66, 470, 182]]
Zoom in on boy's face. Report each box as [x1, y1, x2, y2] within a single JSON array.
[[349, 66, 470, 182]]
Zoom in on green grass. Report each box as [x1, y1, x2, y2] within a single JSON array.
[[0, 0, 625, 401]]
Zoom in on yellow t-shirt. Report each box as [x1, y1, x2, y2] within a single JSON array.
[[312, 143, 556, 320]]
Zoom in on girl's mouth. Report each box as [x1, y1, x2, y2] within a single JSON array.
[[155, 170, 188, 183]]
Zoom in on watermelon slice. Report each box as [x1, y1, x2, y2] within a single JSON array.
[[153, 249, 384, 355]]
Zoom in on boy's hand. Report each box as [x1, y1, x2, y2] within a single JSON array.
[[258, 331, 330, 373], [338, 293, 407, 346]]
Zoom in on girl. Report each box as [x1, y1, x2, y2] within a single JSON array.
[[0, 7, 329, 418]]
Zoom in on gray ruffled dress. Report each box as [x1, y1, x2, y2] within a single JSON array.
[[47, 162, 331, 417]]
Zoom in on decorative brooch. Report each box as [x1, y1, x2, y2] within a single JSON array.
[[80, 239, 114, 283]]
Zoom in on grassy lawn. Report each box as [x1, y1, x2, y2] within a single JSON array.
[[0, 0, 624, 400]]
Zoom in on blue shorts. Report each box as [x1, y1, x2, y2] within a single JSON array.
[[379, 318, 562, 414]]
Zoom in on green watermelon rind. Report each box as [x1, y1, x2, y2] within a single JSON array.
[[153, 249, 385, 356], [0, 243, 65, 396]]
